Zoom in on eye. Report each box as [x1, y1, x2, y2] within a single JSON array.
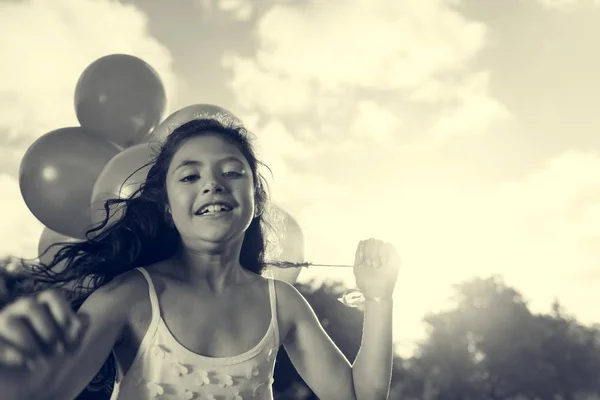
[[180, 174, 200, 183], [223, 171, 243, 179]]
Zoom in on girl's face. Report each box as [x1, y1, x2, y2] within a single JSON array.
[[165, 133, 256, 246]]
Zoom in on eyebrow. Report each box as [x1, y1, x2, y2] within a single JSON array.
[[172, 156, 245, 173]]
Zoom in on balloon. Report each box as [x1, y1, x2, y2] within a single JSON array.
[[19, 127, 120, 239], [90, 143, 155, 230], [75, 54, 167, 148], [268, 206, 305, 284], [150, 104, 243, 143], [38, 227, 79, 270]]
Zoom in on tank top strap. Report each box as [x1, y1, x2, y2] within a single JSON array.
[[267, 277, 280, 346], [113, 267, 160, 386], [135, 267, 161, 322], [112, 349, 124, 384]]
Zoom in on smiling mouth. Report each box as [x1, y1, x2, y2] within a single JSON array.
[[194, 203, 233, 216]]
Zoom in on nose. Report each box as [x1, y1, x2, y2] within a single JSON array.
[[201, 180, 226, 194]]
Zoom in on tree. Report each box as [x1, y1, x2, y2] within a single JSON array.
[[396, 276, 600, 400]]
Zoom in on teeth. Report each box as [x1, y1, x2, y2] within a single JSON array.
[[198, 203, 232, 215]]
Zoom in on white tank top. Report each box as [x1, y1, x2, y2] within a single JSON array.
[[109, 267, 280, 400]]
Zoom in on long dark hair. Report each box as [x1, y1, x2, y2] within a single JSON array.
[[5, 118, 274, 395]]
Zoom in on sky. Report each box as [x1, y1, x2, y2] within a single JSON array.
[[1, 0, 600, 357]]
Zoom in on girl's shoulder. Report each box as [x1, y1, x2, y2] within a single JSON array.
[[94, 267, 153, 307], [77, 268, 153, 344], [270, 278, 311, 328], [84, 268, 157, 339], [270, 277, 300, 300]]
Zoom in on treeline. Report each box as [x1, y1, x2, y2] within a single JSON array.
[[274, 277, 600, 400]]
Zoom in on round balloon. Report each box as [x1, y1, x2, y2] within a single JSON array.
[[38, 227, 79, 270], [149, 104, 243, 143], [91, 143, 155, 230], [267, 206, 305, 284], [19, 127, 120, 239], [75, 54, 167, 148]]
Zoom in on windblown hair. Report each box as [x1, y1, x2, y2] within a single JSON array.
[[3, 118, 274, 396]]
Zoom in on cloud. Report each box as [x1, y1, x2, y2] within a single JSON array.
[[415, 72, 512, 143], [349, 101, 404, 144], [225, 0, 487, 92], [217, 0, 254, 20], [224, 0, 509, 145], [0, 0, 179, 256], [535, 0, 600, 8], [535, 0, 579, 9], [242, 116, 351, 211], [251, 1, 485, 91], [0, 0, 178, 151], [223, 55, 314, 115], [194, 0, 254, 21], [477, 152, 600, 320]]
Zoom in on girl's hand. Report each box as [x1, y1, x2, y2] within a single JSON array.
[[353, 238, 400, 300], [0, 289, 87, 398]]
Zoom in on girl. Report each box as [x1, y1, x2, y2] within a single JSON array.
[[0, 118, 399, 400]]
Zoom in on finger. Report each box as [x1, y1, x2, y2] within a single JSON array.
[[384, 243, 400, 270], [377, 241, 389, 268], [37, 289, 72, 325], [364, 239, 377, 268], [360, 239, 370, 267], [0, 315, 45, 360], [0, 335, 28, 367], [11, 294, 65, 355], [26, 301, 65, 355], [37, 289, 74, 345], [378, 242, 390, 265], [373, 239, 385, 268], [354, 240, 365, 266]]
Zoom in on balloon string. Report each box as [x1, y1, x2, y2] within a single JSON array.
[[265, 261, 354, 268]]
